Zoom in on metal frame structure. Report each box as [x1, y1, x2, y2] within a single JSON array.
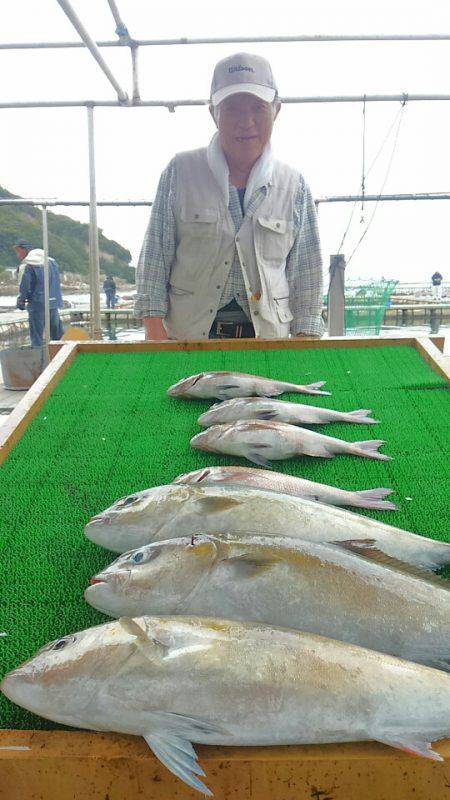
[[1, 2, 450, 338]]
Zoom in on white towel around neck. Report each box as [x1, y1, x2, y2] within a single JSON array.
[[206, 132, 274, 213]]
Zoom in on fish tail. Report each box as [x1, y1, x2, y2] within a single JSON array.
[[352, 440, 391, 461], [292, 380, 331, 396], [344, 409, 379, 424], [353, 488, 397, 510]]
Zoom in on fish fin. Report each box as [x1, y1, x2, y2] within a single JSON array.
[[345, 409, 379, 424], [118, 617, 171, 660], [353, 440, 391, 461], [294, 381, 331, 396], [216, 384, 240, 391], [223, 553, 281, 578], [302, 443, 336, 459], [328, 543, 450, 586], [144, 731, 213, 796], [376, 737, 444, 762], [255, 411, 279, 420], [248, 451, 273, 468], [196, 496, 243, 513], [354, 488, 397, 510]]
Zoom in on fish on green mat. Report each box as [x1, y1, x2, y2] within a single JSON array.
[[84, 484, 450, 570], [190, 420, 391, 466], [85, 533, 450, 671], [198, 397, 379, 427], [167, 370, 330, 399], [174, 466, 397, 511], [2, 616, 450, 797]]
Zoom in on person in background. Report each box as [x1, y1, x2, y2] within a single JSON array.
[[103, 275, 117, 308], [14, 240, 64, 346], [431, 271, 443, 301], [135, 52, 323, 341]]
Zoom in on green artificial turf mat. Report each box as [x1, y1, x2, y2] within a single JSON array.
[[1, 343, 449, 730]]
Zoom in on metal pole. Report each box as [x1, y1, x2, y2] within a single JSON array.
[[1, 193, 449, 208], [41, 206, 51, 364], [106, 0, 130, 42], [1, 92, 450, 109], [1, 33, 450, 49], [87, 106, 102, 340], [328, 254, 346, 336], [131, 45, 140, 102], [55, 0, 129, 102]]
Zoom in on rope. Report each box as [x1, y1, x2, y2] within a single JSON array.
[[337, 97, 408, 256], [347, 96, 408, 264]]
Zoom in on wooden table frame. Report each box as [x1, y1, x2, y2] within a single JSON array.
[[1, 335, 449, 799]]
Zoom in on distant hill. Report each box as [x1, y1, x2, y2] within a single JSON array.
[[0, 186, 135, 281]]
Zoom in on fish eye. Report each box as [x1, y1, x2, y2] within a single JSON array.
[[120, 494, 139, 507], [52, 635, 76, 651], [129, 547, 161, 565], [114, 493, 141, 510]]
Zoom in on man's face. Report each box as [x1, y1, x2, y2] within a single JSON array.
[[14, 246, 28, 261], [214, 93, 279, 169]]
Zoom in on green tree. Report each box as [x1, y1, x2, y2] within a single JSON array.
[[0, 186, 134, 281]]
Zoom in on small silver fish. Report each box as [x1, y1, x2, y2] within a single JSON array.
[[173, 466, 397, 511], [191, 420, 391, 466], [167, 371, 330, 399], [198, 397, 378, 427]]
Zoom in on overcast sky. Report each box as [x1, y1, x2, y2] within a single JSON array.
[[1, 0, 449, 283]]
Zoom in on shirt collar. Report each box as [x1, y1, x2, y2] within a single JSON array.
[[206, 132, 274, 213]]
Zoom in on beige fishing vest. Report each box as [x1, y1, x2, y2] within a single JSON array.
[[164, 147, 299, 339]]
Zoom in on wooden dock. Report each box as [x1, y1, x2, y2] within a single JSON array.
[[2, 303, 450, 339]]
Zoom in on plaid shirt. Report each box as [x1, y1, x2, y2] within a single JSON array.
[[135, 157, 324, 336]]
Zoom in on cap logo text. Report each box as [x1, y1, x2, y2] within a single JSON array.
[[229, 65, 255, 74]]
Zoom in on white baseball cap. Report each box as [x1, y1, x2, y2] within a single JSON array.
[[210, 52, 278, 106]]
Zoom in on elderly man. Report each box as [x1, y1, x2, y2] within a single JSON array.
[[135, 52, 324, 340], [14, 239, 64, 346]]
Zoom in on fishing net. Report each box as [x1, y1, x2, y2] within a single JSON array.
[[344, 280, 398, 335]]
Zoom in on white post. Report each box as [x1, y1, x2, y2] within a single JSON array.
[[328, 254, 346, 336], [41, 205, 51, 364], [87, 105, 102, 339]]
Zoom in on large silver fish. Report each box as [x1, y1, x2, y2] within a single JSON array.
[[85, 533, 450, 671], [84, 484, 450, 569], [191, 420, 391, 466], [174, 466, 397, 511], [2, 616, 449, 797], [198, 397, 378, 427], [167, 371, 330, 399]]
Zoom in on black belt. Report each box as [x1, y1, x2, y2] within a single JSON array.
[[210, 318, 255, 338]]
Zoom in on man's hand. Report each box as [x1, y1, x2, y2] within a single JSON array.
[[143, 316, 168, 341], [16, 301, 25, 311], [295, 333, 320, 339]]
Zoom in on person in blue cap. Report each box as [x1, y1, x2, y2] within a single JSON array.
[[14, 240, 64, 346]]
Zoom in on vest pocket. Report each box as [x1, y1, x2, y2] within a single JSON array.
[[169, 284, 194, 296], [179, 208, 218, 238], [257, 216, 294, 261], [274, 297, 294, 323]]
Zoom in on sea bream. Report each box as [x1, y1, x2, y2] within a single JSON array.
[[85, 533, 450, 671], [190, 419, 391, 466], [198, 397, 378, 427], [173, 466, 397, 511], [84, 484, 450, 569], [2, 616, 450, 797], [167, 370, 330, 399]]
